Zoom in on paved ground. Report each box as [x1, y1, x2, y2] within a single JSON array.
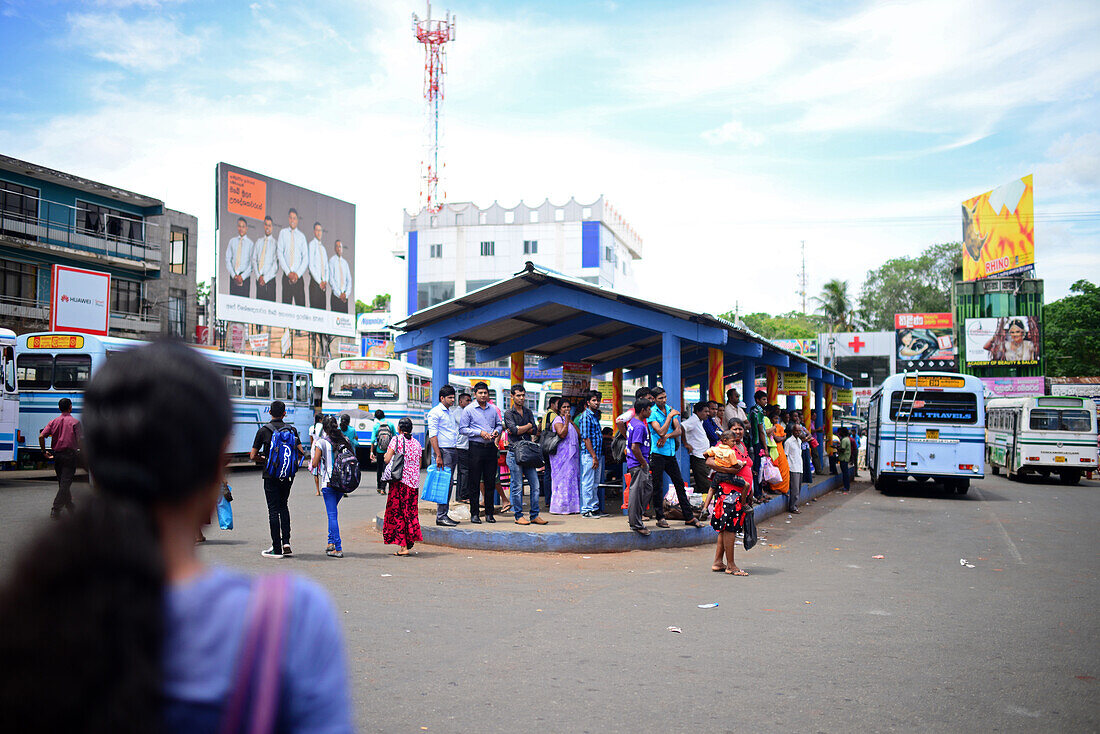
[[1, 468, 1097, 733]]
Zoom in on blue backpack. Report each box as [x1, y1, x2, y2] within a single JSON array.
[[265, 423, 299, 480], [331, 443, 361, 494]]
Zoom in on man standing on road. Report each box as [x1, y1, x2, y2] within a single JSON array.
[[39, 398, 80, 519], [724, 388, 747, 429], [648, 387, 701, 528], [277, 208, 308, 306], [503, 384, 546, 525], [249, 400, 306, 558], [459, 381, 502, 524], [454, 391, 471, 502], [626, 399, 653, 536], [426, 385, 461, 527], [748, 390, 769, 501], [682, 401, 711, 498], [577, 390, 606, 519], [785, 424, 804, 514]]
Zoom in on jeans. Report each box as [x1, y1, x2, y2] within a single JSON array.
[[788, 472, 801, 511], [649, 453, 693, 522], [263, 476, 292, 551], [627, 464, 652, 531], [436, 447, 457, 521], [506, 449, 541, 518], [468, 441, 499, 518], [840, 461, 851, 491], [321, 486, 343, 550], [51, 448, 78, 515], [579, 451, 599, 514]]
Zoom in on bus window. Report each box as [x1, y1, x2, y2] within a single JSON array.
[[17, 354, 54, 389], [330, 372, 398, 401], [1032, 408, 1092, 432], [54, 355, 92, 389], [295, 374, 310, 403], [220, 365, 242, 397], [3, 346, 15, 392], [272, 371, 293, 401], [244, 369, 271, 399], [890, 391, 978, 424], [1062, 410, 1092, 432]]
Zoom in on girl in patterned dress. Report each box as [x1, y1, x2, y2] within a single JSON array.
[[701, 422, 754, 576], [382, 418, 424, 556]]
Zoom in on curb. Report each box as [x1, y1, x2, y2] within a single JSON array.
[[375, 470, 853, 553]]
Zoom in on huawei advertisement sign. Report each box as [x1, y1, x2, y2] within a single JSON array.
[[50, 265, 111, 336]]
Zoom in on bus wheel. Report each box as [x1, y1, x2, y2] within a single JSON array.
[[874, 475, 894, 493], [1059, 470, 1081, 486], [953, 479, 970, 495], [990, 462, 999, 476]]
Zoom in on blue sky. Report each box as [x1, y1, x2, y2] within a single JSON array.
[[2, 0, 1098, 319]]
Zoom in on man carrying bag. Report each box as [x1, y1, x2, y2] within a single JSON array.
[[503, 384, 547, 526]]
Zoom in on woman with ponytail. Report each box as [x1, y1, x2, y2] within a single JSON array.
[[312, 414, 351, 558], [0, 341, 354, 733]]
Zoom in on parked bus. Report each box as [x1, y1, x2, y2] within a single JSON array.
[[986, 396, 1097, 484], [0, 329, 18, 463], [15, 332, 313, 459], [867, 372, 985, 494]]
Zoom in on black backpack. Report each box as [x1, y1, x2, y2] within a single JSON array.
[[610, 432, 627, 463], [330, 443, 361, 494]]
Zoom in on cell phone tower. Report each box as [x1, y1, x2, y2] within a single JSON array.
[[413, 2, 456, 214]]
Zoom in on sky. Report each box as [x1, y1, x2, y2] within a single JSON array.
[[1, 0, 1098, 322]]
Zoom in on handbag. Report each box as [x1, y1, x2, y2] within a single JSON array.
[[742, 507, 758, 550], [610, 432, 627, 463], [421, 464, 453, 504], [513, 438, 544, 468], [381, 436, 404, 482], [538, 426, 561, 456]]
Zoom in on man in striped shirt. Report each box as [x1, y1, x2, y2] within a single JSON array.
[[578, 390, 607, 518]]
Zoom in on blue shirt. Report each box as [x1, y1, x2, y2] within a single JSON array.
[[577, 407, 602, 455], [702, 416, 721, 446], [162, 567, 353, 734], [625, 417, 650, 469], [648, 403, 677, 457], [427, 401, 460, 449], [459, 401, 502, 444]]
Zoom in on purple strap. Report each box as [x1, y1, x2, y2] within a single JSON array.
[[220, 574, 291, 734]]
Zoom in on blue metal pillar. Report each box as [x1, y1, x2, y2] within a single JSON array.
[[661, 332, 690, 487], [813, 380, 825, 472], [431, 337, 449, 403], [786, 395, 797, 411], [741, 360, 757, 412]]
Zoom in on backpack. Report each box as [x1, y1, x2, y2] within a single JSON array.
[[610, 432, 627, 463], [265, 423, 299, 480], [373, 422, 393, 453], [331, 442, 361, 494]]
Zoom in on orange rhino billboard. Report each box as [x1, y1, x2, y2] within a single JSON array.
[[961, 174, 1034, 281]]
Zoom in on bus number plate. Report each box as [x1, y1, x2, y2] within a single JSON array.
[[1054, 456, 1067, 463], [925, 429, 939, 440]]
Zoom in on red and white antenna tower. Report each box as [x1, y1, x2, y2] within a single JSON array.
[[412, 2, 455, 214]]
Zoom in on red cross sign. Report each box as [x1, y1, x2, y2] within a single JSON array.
[[848, 336, 866, 353]]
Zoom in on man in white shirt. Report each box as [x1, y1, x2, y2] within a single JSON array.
[[225, 217, 253, 297], [724, 388, 747, 429], [784, 424, 804, 514], [681, 401, 712, 495], [307, 222, 329, 310], [252, 215, 279, 302], [426, 384, 461, 526], [328, 239, 352, 313], [277, 208, 308, 306]]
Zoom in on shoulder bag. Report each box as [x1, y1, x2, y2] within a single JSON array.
[[381, 435, 405, 482]]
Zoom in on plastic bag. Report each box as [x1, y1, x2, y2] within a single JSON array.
[[742, 508, 758, 550], [759, 457, 782, 485], [421, 464, 453, 504], [217, 493, 233, 530]]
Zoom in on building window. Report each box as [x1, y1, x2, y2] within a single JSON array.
[[582, 207, 592, 219], [429, 243, 443, 259], [0, 258, 36, 303], [529, 211, 539, 223], [169, 227, 187, 274], [479, 212, 487, 224], [523, 240, 538, 254], [504, 211, 515, 224], [430, 215, 438, 227], [480, 241, 495, 256], [466, 279, 495, 292], [79, 201, 144, 242], [168, 288, 186, 336], [554, 209, 564, 222], [111, 278, 142, 314], [604, 245, 615, 263], [417, 281, 455, 310], [454, 213, 464, 226], [0, 182, 38, 219]]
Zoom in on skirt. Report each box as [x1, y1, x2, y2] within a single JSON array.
[[710, 494, 743, 533], [382, 480, 422, 546]]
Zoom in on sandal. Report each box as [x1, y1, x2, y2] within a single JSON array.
[[726, 568, 749, 576], [327, 549, 344, 558]]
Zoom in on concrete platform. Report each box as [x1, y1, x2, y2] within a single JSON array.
[[373, 471, 852, 553]]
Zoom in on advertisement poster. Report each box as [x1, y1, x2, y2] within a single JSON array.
[[773, 338, 819, 358], [835, 388, 855, 406], [980, 376, 1044, 398], [895, 312, 957, 371], [561, 362, 594, 399], [965, 316, 1041, 366], [778, 371, 808, 395], [216, 163, 356, 337], [961, 173, 1034, 281], [50, 265, 110, 336], [246, 333, 269, 351]]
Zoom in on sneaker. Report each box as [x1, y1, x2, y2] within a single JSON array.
[[326, 543, 336, 552], [282, 544, 293, 556], [261, 547, 284, 558], [326, 549, 344, 558], [581, 511, 596, 518]]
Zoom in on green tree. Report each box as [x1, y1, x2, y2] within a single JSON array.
[[354, 299, 370, 317], [813, 279, 861, 331], [1044, 279, 1100, 377], [733, 311, 824, 339], [859, 242, 961, 330], [355, 293, 391, 317]]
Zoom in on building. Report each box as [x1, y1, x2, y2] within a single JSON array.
[[0, 154, 197, 340], [953, 273, 1044, 378], [401, 196, 643, 367], [817, 331, 896, 388]]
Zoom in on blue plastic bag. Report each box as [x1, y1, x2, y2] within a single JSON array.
[[217, 493, 233, 530], [420, 464, 453, 504]]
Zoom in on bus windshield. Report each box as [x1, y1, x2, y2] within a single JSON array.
[[889, 391, 978, 424], [329, 373, 399, 401], [1030, 408, 1092, 432]]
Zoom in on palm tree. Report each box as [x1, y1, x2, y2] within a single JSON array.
[[813, 279, 860, 331]]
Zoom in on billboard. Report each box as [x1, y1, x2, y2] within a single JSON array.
[[894, 312, 957, 371], [964, 316, 1041, 366], [778, 371, 808, 395], [773, 338, 818, 358], [980, 376, 1044, 398], [961, 174, 1034, 281], [216, 163, 355, 337], [50, 265, 110, 336]]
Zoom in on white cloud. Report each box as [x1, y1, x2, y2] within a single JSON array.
[[1038, 132, 1100, 194], [702, 119, 764, 147], [67, 12, 201, 71]]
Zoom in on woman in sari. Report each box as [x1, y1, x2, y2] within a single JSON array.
[[382, 417, 424, 556], [768, 406, 790, 495], [549, 400, 580, 514]]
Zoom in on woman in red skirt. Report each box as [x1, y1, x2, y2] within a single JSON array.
[[382, 417, 424, 556]]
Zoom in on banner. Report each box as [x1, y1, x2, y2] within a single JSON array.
[[773, 338, 818, 357], [50, 265, 110, 336], [247, 333, 269, 351], [980, 376, 1044, 398], [561, 362, 593, 400], [835, 388, 854, 406], [338, 342, 359, 356], [895, 312, 957, 371], [229, 323, 245, 352], [965, 316, 1041, 366], [778, 371, 808, 395], [216, 163, 356, 337], [961, 173, 1034, 281]]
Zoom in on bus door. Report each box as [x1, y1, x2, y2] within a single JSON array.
[[1007, 411, 1019, 474]]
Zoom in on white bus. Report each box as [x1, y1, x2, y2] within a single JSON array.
[[986, 396, 1098, 484], [0, 329, 18, 463], [867, 372, 985, 494], [15, 332, 314, 459]]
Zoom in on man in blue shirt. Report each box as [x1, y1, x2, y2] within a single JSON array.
[[648, 387, 701, 528], [459, 381, 502, 523], [426, 384, 461, 527], [703, 400, 722, 446], [577, 390, 606, 519], [625, 399, 653, 536]]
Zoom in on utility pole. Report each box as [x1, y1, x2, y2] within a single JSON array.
[[798, 240, 808, 314]]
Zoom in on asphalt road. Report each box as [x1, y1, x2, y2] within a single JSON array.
[[1, 468, 1097, 733]]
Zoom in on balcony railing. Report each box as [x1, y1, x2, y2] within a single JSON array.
[[0, 200, 159, 265]]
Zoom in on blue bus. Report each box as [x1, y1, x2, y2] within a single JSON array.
[[15, 332, 314, 459]]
